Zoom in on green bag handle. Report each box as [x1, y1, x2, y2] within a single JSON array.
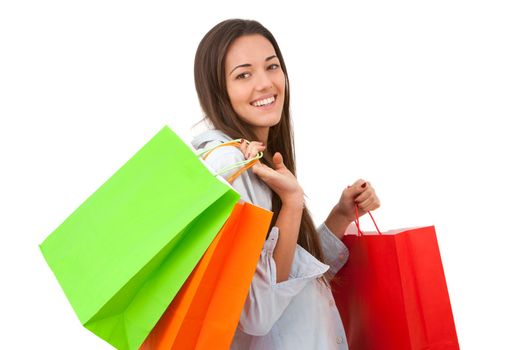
[[197, 139, 263, 183]]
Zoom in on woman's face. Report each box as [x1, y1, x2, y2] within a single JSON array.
[[224, 34, 286, 142]]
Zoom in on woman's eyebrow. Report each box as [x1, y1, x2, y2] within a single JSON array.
[[229, 55, 278, 75]]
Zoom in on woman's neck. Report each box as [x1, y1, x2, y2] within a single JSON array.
[[252, 126, 269, 144]]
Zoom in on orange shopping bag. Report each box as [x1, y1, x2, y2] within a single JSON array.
[[140, 201, 272, 350]]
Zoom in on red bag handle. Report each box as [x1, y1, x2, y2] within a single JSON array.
[[354, 204, 382, 236]]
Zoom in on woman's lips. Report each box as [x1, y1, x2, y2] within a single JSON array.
[[251, 95, 277, 110]]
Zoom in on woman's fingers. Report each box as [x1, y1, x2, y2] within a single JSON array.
[[358, 194, 380, 212], [345, 179, 367, 199], [351, 178, 367, 188], [239, 139, 248, 158], [350, 180, 380, 209], [358, 196, 374, 211], [354, 188, 372, 204], [335, 179, 381, 217], [250, 143, 265, 158], [240, 139, 265, 159]]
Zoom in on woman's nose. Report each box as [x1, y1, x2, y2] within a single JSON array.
[[254, 72, 273, 91]]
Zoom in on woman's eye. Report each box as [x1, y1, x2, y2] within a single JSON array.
[[235, 65, 279, 80], [236, 72, 250, 80]]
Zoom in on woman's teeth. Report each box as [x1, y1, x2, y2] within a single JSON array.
[[251, 96, 275, 107]]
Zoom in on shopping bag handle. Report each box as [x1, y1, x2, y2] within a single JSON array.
[[354, 204, 383, 236], [197, 139, 263, 184]]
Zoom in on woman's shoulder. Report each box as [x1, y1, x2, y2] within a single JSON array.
[[191, 129, 245, 171], [191, 129, 272, 209], [191, 128, 233, 148]]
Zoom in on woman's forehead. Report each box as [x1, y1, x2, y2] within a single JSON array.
[[226, 35, 277, 66]]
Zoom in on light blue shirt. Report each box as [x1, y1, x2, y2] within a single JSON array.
[[192, 130, 349, 350]]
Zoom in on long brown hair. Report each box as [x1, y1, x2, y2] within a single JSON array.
[[194, 19, 326, 266]]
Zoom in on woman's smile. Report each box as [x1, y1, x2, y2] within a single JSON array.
[[250, 94, 277, 110]]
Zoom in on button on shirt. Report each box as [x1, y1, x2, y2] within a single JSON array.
[[192, 130, 349, 350]]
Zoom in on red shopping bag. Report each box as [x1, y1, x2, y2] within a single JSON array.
[[331, 207, 460, 350]]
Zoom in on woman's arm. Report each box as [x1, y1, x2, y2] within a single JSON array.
[[273, 194, 304, 282], [324, 205, 354, 240], [239, 140, 305, 283], [324, 179, 381, 239], [203, 140, 330, 335]]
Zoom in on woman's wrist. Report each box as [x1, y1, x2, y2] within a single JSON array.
[[333, 203, 356, 222], [281, 190, 304, 209], [325, 204, 355, 239]]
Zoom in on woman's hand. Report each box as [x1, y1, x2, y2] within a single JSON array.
[[325, 178, 381, 238], [335, 179, 381, 221], [239, 139, 265, 160], [239, 140, 303, 206]]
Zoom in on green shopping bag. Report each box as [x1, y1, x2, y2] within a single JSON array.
[[40, 126, 240, 350]]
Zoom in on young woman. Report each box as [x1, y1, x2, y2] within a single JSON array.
[[191, 19, 380, 349]]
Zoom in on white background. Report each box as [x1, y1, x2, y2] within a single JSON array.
[[1, 0, 524, 349]]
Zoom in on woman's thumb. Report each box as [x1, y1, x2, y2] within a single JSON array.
[[273, 152, 285, 169], [346, 181, 367, 197]]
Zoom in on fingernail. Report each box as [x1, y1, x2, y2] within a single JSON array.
[[361, 183, 367, 188]]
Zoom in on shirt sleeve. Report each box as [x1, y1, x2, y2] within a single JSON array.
[[238, 226, 330, 336], [316, 222, 350, 277]]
